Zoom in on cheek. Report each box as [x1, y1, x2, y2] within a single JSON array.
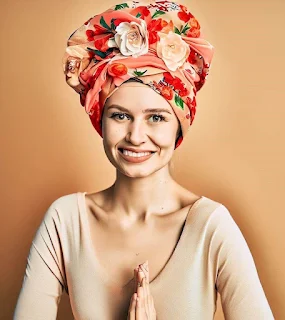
[[102, 119, 124, 144]]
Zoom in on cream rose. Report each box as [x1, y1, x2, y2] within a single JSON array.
[[107, 20, 148, 58], [157, 31, 190, 71], [63, 53, 89, 94]]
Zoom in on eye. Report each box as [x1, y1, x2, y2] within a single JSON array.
[[149, 114, 166, 122], [110, 112, 129, 120], [109, 112, 166, 123]]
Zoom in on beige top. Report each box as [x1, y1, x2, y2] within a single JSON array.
[[14, 192, 274, 320]]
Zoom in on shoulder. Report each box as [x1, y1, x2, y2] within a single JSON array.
[[193, 196, 249, 254], [40, 192, 80, 225], [189, 195, 238, 234], [49, 192, 79, 210], [190, 195, 227, 220]]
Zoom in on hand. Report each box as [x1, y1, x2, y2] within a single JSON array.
[[127, 261, 157, 320]]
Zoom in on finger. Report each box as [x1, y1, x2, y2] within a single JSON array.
[[143, 263, 152, 317], [137, 281, 144, 300], [133, 267, 138, 293], [135, 291, 143, 320], [138, 275, 147, 314], [142, 276, 149, 314], [141, 264, 151, 311], [137, 268, 144, 290], [139, 263, 148, 280], [135, 266, 141, 293], [128, 293, 137, 320], [140, 261, 149, 281]]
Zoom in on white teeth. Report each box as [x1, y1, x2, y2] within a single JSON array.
[[122, 149, 151, 157]]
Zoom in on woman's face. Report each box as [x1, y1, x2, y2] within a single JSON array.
[[101, 81, 180, 178]]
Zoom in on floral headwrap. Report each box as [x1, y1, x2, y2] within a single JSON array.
[[63, 0, 214, 149]]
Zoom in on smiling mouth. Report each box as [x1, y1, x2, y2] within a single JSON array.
[[118, 148, 155, 154]]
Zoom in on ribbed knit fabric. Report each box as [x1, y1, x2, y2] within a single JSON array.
[[14, 192, 274, 319]]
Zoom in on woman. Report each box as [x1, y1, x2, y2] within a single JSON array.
[[14, 1, 274, 319]]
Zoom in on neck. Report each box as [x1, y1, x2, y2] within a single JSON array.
[[106, 165, 182, 221]]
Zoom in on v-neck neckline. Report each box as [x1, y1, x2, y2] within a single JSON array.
[[76, 191, 205, 289]]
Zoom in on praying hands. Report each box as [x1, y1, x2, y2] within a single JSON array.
[[127, 261, 157, 320]]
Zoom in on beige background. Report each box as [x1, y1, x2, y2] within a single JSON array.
[[1, 0, 284, 319]]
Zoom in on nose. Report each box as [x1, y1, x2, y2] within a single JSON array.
[[126, 119, 148, 145]]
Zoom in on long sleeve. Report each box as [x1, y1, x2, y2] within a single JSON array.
[[14, 203, 67, 320], [213, 205, 274, 320]]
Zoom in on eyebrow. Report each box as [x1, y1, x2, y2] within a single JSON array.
[[107, 104, 172, 114]]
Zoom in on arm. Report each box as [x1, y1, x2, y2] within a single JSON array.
[[213, 205, 274, 320], [13, 203, 67, 320]]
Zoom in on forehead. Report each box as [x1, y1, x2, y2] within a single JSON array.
[[105, 82, 174, 113]]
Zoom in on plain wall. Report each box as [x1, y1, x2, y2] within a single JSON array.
[[0, 0, 284, 319]]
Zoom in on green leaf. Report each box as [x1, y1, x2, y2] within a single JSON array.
[[87, 47, 106, 59], [181, 23, 190, 35], [110, 18, 117, 30], [100, 16, 111, 31], [133, 69, 147, 76], [174, 94, 184, 110], [136, 12, 142, 18], [174, 27, 181, 35], [115, 3, 129, 10], [105, 48, 114, 56], [152, 10, 166, 19]]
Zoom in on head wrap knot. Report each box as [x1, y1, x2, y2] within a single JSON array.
[[63, 0, 214, 149]]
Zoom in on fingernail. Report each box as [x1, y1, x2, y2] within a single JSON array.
[[143, 261, 148, 271]]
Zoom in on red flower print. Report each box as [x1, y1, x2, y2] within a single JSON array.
[[187, 50, 197, 64], [177, 5, 194, 23], [152, 80, 173, 100], [107, 63, 128, 77], [186, 96, 196, 109], [86, 21, 115, 42], [112, 18, 125, 28], [160, 85, 173, 100], [94, 62, 107, 78], [147, 18, 168, 44], [161, 20, 174, 33], [179, 86, 189, 97], [186, 27, 200, 38], [89, 100, 103, 136], [185, 17, 201, 38], [92, 24, 109, 36], [179, 5, 188, 12], [86, 30, 96, 41], [189, 17, 200, 29], [130, 6, 151, 18], [172, 78, 184, 91], [94, 33, 113, 51], [163, 72, 175, 84], [186, 96, 197, 124], [163, 72, 189, 96]]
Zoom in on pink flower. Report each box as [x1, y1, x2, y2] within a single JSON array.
[[157, 31, 190, 71]]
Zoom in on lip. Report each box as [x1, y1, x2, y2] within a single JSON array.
[[119, 147, 156, 153], [118, 148, 155, 163]]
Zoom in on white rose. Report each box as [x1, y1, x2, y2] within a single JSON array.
[[157, 31, 190, 71], [107, 20, 148, 58]]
